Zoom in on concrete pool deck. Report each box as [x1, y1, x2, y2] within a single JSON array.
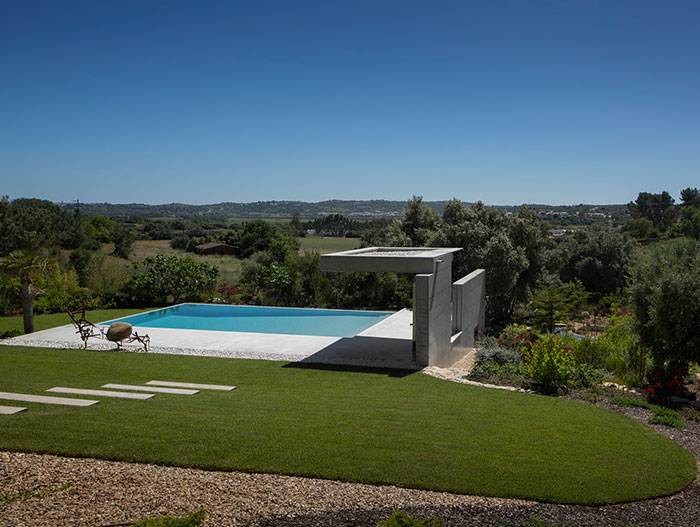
[[1, 309, 418, 369]]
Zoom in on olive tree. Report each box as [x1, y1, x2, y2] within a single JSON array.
[[431, 200, 550, 328], [553, 224, 636, 298], [629, 239, 700, 367]]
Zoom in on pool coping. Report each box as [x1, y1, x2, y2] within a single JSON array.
[[0, 308, 418, 369]]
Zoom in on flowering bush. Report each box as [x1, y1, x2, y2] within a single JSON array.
[[644, 366, 688, 405], [217, 282, 239, 303], [525, 334, 575, 393], [497, 324, 538, 357]]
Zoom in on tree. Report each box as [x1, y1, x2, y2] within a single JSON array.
[[82, 215, 116, 243], [624, 217, 656, 239], [0, 250, 50, 333], [553, 225, 636, 297], [111, 225, 136, 259], [679, 206, 700, 240], [629, 239, 700, 367], [530, 279, 590, 333], [0, 198, 75, 255], [239, 220, 277, 258], [121, 255, 219, 306], [627, 191, 677, 231], [680, 187, 700, 209], [398, 196, 440, 246], [431, 200, 550, 328], [69, 248, 92, 286]]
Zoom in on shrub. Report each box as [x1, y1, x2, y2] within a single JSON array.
[[476, 345, 522, 366], [86, 254, 132, 307], [572, 338, 608, 368], [525, 334, 574, 393], [644, 366, 688, 405], [216, 281, 240, 304], [498, 324, 538, 355], [611, 397, 684, 429], [0, 277, 20, 315], [567, 363, 605, 388], [33, 267, 97, 313], [467, 361, 529, 387], [378, 510, 445, 527]]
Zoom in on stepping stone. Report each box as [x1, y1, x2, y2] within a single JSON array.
[[47, 387, 154, 400], [146, 380, 236, 391], [0, 405, 26, 415], [0, 391, 99, 407], [102, 383, 198, 395]]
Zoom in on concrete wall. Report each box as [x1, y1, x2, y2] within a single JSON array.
[[413, 254, 454, 367], [451, 269, 486, 353], [414, 266, 486, 368]]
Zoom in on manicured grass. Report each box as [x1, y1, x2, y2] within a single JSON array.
[[299, 236, 361, 253], [0, 308, 151, 335], [0, 346, 695, 504]]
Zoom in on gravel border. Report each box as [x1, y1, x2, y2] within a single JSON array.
[[1, 402, 698, 527]]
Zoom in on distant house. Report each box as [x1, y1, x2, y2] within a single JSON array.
[[194, 242, 239, 256]]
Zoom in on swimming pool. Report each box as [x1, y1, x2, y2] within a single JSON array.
[[106, 304, 394, 338]]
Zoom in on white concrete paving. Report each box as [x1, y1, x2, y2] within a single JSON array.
[[0, 392, 99, 406], [1, 309, 416, 368], [146, 381, 236, 391], [47, 387, 154, 400], [102, 383, 198, 395], [0, 405, 26, 414]]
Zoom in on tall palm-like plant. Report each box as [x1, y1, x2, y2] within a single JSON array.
[[0, 250, 49, 333]]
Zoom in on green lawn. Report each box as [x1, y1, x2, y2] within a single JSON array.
[[0, 346, 695, 504], [0, 308, 151, 335]]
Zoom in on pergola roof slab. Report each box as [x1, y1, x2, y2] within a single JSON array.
[[320, 247, 461, 274]]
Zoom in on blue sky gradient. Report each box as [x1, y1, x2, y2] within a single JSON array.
[[1, 1, 698, 205]]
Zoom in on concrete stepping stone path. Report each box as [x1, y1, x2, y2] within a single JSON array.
[[146, 380, 236, 391], [0, 405, 27, 414], [47, 387, 154, 400], [0, 391, 99, 406], [102, 383, 198, 395]]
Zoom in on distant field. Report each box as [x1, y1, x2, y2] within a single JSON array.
[[103, 240, 242, 283], [299, 236, 361, 253], [99, 238, 360, 282]]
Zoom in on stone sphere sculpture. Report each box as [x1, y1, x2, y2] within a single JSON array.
[[106, 322, 133, 343]]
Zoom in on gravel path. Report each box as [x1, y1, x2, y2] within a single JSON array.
[[1, 404, 698, 526]]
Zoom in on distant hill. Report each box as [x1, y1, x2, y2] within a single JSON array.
[[58, 199, 446, 219], [57, 199, 629, 224]]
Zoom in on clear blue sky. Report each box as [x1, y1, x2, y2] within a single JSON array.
[[1, 0, 698, 206]]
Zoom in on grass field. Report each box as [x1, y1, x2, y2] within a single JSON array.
[[102, 240, 243, 283], [0, 346, 695, 504], [299, 236, 361, 253]]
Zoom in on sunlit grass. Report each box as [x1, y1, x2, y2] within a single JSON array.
[[0, 346, 694, 504]]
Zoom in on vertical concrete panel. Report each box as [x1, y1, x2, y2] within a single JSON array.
[[451, 269, 486, 353]]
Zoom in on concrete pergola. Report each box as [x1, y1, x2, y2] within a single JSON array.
[[321, 247, 486, 367]]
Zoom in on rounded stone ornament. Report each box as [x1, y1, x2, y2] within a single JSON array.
[[106, 322, 133, 342]]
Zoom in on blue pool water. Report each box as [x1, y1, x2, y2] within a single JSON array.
[[107, 304, 393, 338]]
